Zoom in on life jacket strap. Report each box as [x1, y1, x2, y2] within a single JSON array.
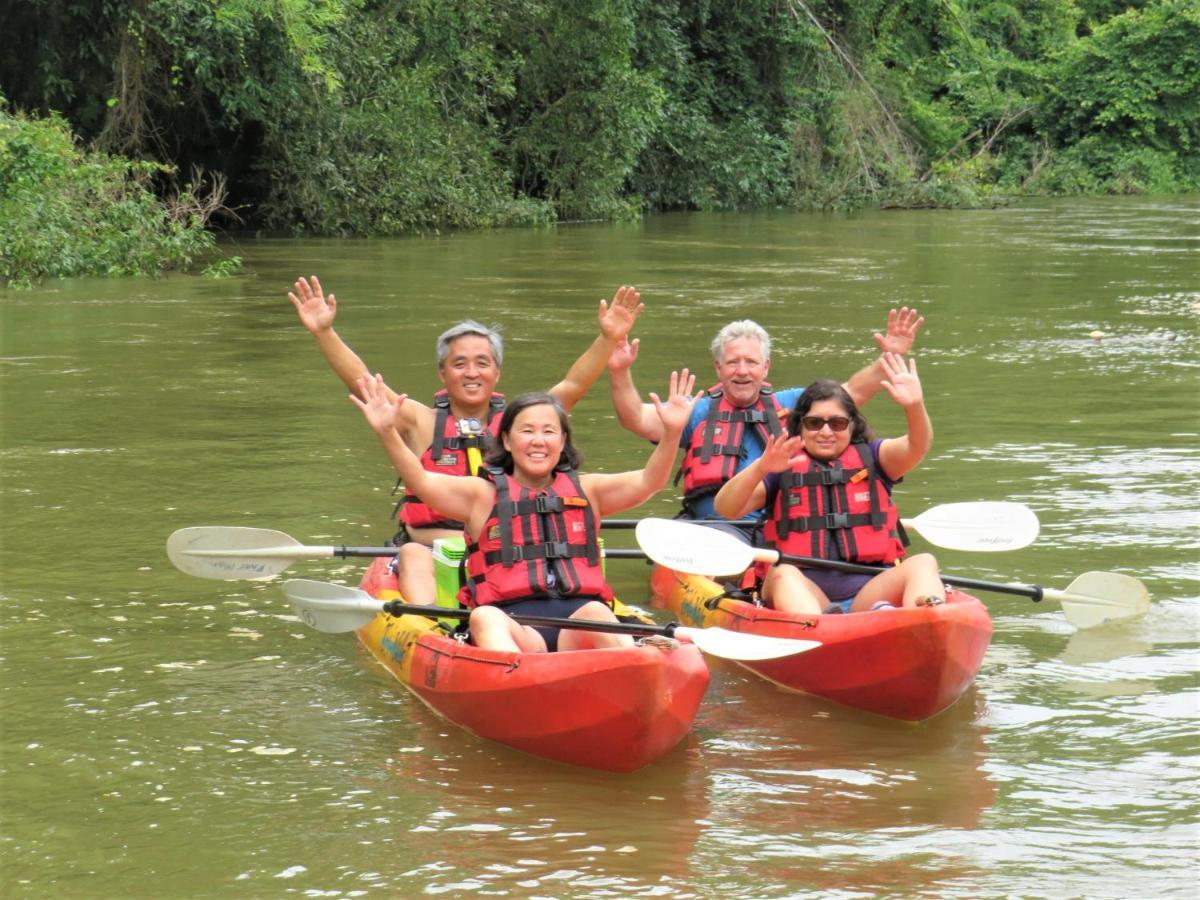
[[479, 541, 588, 569]]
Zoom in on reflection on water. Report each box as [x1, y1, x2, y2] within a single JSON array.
[[2, 196, 1198, 897]]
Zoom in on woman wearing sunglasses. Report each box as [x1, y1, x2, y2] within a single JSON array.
[[713, 352, 942, 614]]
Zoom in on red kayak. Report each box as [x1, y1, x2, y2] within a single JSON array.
[[355, 557, 710, 771], [650, 565, 992, 721]]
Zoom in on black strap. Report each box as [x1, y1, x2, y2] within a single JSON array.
[[698, 388, 724, 464], [481, 542, 589, 566], [430, 395, 452, 459]]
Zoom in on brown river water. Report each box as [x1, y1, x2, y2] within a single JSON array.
[[1, 196, 1197, 897]]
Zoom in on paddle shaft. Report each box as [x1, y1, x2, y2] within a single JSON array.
[[377, 599, 691, 639], [604, 519, 757, 529], [187, 542, 654, 563], [759, 549, 1045, 602]]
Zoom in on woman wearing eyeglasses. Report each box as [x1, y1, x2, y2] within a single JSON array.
[[713, 352, 942, 615]]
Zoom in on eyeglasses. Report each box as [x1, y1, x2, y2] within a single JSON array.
[[801, 415, 850, 433]]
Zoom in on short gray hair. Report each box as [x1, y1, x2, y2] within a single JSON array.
[[711, 319, 770, 363], [436, 320, 504, 368]]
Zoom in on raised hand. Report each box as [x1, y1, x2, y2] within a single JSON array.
[[873, 306, 924, 356], [648, 368, 699, 433], [759, 431, 806, 474], [598, 285, 645, 343], [879, 353, 923, 408], [288, 275, 337, 334], [350, 374, 406, 434], [607, 337, 640, 373]]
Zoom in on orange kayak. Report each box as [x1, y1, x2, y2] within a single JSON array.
[[355, 557, 710, 771], [649, 565, 992, 721]]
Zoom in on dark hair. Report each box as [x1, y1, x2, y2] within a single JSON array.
[[787, 379, 874, 444], [484, 392, 583, 473]]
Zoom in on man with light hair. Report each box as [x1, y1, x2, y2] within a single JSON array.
[[289, 275, 645, 600], [608, 308, 923, 541]]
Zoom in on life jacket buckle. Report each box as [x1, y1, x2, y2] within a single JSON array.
[[823, 512, 850, 530], [815, 468, 848, 486], [543, 541, 570, 559]]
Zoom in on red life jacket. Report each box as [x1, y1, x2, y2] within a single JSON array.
[[763, 443, 905, 565], [459, 467, 612, 608], [397, 391, 505, 529], [676, 385, 785, 510]]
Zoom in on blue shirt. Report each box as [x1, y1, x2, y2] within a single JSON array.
[[677, 387, 805, 520]]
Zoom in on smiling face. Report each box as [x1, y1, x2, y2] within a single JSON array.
[[501, 402, 566, 485], [438, 335, 500, 410], [714, 336, 770, 407], [799, 398, 853, 461]]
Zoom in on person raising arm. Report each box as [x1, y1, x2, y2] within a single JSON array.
[[351, 369, 699, 653], [715, 352, 941, 615], [606, 308, 923, 533], [287, 275, 645, 603]]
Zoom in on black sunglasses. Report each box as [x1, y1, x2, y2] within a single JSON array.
[[801, 415, 850, 433]]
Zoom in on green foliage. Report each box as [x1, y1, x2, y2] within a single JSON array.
[[252, 3, 554, 234], [203, 255, 244, 278], [2, 0, 1197, 258], [1038, 1, 1200, 193], [0, 106, 215, 287], [629, 0, 816, 210], [501, 0, 664, 220]]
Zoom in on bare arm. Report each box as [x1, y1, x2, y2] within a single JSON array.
[[606, 337, 667, 442], [583, 370, 698, 515], [548, 285, 645, 411], [876, 354, 933, 480], [843, 306, 925, 407], [288, 276, 372, 395], [290, 275, 432, 443], [350, 375, 487, 524], [713, 432, 802, 518]]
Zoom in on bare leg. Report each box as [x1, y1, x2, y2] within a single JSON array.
[[762, 564, 827, 615], [850, 553, 943, 611], [558, 601, 635, 651], [395, 542, 437, 605], [468, 606, 547, 653]]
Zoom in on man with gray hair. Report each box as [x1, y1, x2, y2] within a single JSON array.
[[608, 308, 923, 541], [289, 275, 644, 601]]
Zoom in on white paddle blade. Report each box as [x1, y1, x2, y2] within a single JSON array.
[[282, 579, 386, 633], [676, 626, 820, 661], [1050, 571, 1151, 629], [635, 518, 758, 576], [168, 526, 308, 580], [904, 502, 1040, 552]]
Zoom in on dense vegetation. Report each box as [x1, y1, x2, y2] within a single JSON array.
[[0, 108, 225, 286], [2, 0, 1197, 282]]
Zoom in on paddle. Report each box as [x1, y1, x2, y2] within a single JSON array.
[[281, 579, 820, 661], [167, 526, 402, 580], [168, 525, 669, 579], [634, 518, 1150, 630], [605, 501, 1040, 552]]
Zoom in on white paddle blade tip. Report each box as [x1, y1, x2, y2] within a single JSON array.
[[634, 518, 757, 576], [1059, 571, 1151, 629], [282, 579, 385, 633], [905, 501, 1041, 552], [676, 626, 820, 661], [167, 527, 295, 580]]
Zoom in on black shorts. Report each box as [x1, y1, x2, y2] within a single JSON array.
[[495, 596, 608, 652]]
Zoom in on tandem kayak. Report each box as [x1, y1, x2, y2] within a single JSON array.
[[649, 565, 992, 722], [355, 557, 711, 772]]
